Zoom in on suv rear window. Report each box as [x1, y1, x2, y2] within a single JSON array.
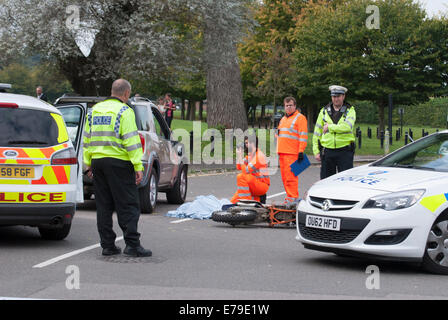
[[0, 108, 60, 147]]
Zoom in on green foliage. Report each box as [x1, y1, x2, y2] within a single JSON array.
[[400, 98, 448, 127], [351, 100, 378, 124], [288, 0, 448, 129], [239, 0, 306, 109], [0, 62, 72, 102]]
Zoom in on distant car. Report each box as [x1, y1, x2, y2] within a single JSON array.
[[54, 95, 188, 213], [297, 131, 448, 274], [0, 85, 78, 240]]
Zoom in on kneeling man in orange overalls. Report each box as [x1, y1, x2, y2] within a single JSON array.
[[231, 136, 270, 204]]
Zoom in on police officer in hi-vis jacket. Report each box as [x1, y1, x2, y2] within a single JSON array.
[[313, 85, 356, 179]]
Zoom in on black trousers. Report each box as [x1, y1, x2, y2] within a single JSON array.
[[320, 147, 354, 179], [92, 158, 141, 248], [165, 115, 173, 128]]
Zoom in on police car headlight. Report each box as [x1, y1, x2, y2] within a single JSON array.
[[363, 189, 425, 211]]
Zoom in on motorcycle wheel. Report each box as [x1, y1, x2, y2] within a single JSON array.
[[211, 210, 258, 226]]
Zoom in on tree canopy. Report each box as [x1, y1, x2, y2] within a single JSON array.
[[290, 0, 448, 130]]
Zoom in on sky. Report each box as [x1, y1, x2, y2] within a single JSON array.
[[420, 0, 448, 17]]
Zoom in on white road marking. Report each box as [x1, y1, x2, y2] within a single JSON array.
[[170, 218, 193, 224], [267, 191, 286, 199], [0, 297, 51, 300], [32, 236, 124, 269]]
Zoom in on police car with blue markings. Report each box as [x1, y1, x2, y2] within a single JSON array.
[[297, 131, 448, 274]]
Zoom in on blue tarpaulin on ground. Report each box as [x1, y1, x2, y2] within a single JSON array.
[[166, 195, 232, 220]]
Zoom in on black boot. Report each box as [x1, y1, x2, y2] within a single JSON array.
[[123, 245, 152, 257]]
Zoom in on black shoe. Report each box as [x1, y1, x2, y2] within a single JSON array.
[[102, 246, 121, 256], [123, 245, 152, 257]]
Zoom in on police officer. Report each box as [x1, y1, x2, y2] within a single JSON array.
[[83, 79, 152, 257], [313, 85, 356, 179]]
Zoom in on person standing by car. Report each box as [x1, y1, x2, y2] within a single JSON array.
[[164, 93, 175, 128], [231, 135, 270, 204], [157, 96, 166, 115], [36, 86, 48, 102], [277, 97, 308, 203], [83, 79, 152, 257], [313, 85, 356, 179]]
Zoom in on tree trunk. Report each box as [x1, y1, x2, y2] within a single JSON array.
[[181, 99, 185, 120], [199, 101, 203, 121], [378, 102, 386, 134], [186, 100, 192, 120], [204, 17, 247, 130], [190, 101, 196, 121], [206, 62, 248, 129]]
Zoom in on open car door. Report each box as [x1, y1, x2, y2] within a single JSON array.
[[55, 104, 86, 203]]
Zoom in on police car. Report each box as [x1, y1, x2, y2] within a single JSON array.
[[0, 85, 81, 240], [297, 131, 448, 274]]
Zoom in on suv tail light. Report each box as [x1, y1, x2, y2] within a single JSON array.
[[51, 148, 77, 165], [139, 133, 145, 153], [0, 102, 18, 108]]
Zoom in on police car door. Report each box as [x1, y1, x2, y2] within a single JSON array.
[[55, 104, 86, 203]]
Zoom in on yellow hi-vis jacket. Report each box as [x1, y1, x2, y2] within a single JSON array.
[[83, 97, 144, 172], [312, 103, 356, 155]]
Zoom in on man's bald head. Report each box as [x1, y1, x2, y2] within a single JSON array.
[[111, 79, 132, 101]]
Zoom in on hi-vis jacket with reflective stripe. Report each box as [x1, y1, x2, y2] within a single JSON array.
[[277, 110, 308, 155], [312, 103, 356, 155], [236, 149, 270, 186], [83, 98, 144, 172]]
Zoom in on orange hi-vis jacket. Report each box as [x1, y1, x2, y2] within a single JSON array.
[[277, 110, 308, 155], [236, 149, 270, 186]]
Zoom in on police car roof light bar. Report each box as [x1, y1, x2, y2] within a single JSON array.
[[0, 102, 18, 108]]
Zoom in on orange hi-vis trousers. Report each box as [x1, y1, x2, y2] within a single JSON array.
[[231, 173, 270, 204], [279, 153, 299, 202]]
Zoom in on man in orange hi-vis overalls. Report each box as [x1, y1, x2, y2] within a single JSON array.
[[231, 136, 270, 204], [277, 97, 308, 203]]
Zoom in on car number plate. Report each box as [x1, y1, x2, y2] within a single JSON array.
[[0, 166, 35, 179], [306, 215, 341, 231]]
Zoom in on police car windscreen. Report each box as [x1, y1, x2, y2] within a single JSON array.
[[0, 109, 59, 147]]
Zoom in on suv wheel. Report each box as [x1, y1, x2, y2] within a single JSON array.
[[166, 165, 187, 204], [38, 223, 71, 240], [139, 169, 158, 214]]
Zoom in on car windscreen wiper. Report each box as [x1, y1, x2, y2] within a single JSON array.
[[8, 140, 48, 145]]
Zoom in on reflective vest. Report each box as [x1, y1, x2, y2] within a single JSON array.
[[83, 98, 144, 172], [277, 110, 308, 155], [236, 149, 270, 186], [312, 103, 356, 155]]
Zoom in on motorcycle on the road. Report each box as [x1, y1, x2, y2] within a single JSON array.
[[211, 200, 297, 227]]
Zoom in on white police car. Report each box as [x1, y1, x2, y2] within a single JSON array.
[[297, 131, 448, 274], [0, 85, 83, 240]]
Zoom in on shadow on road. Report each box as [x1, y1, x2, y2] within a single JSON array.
[[302, 254, 425, 275]]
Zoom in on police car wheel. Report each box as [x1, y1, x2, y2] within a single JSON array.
[[166, 165, 187, 205], [38, 223, 71, 241], [422, 212, 448, 275], [139, 169, 158, 214]]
